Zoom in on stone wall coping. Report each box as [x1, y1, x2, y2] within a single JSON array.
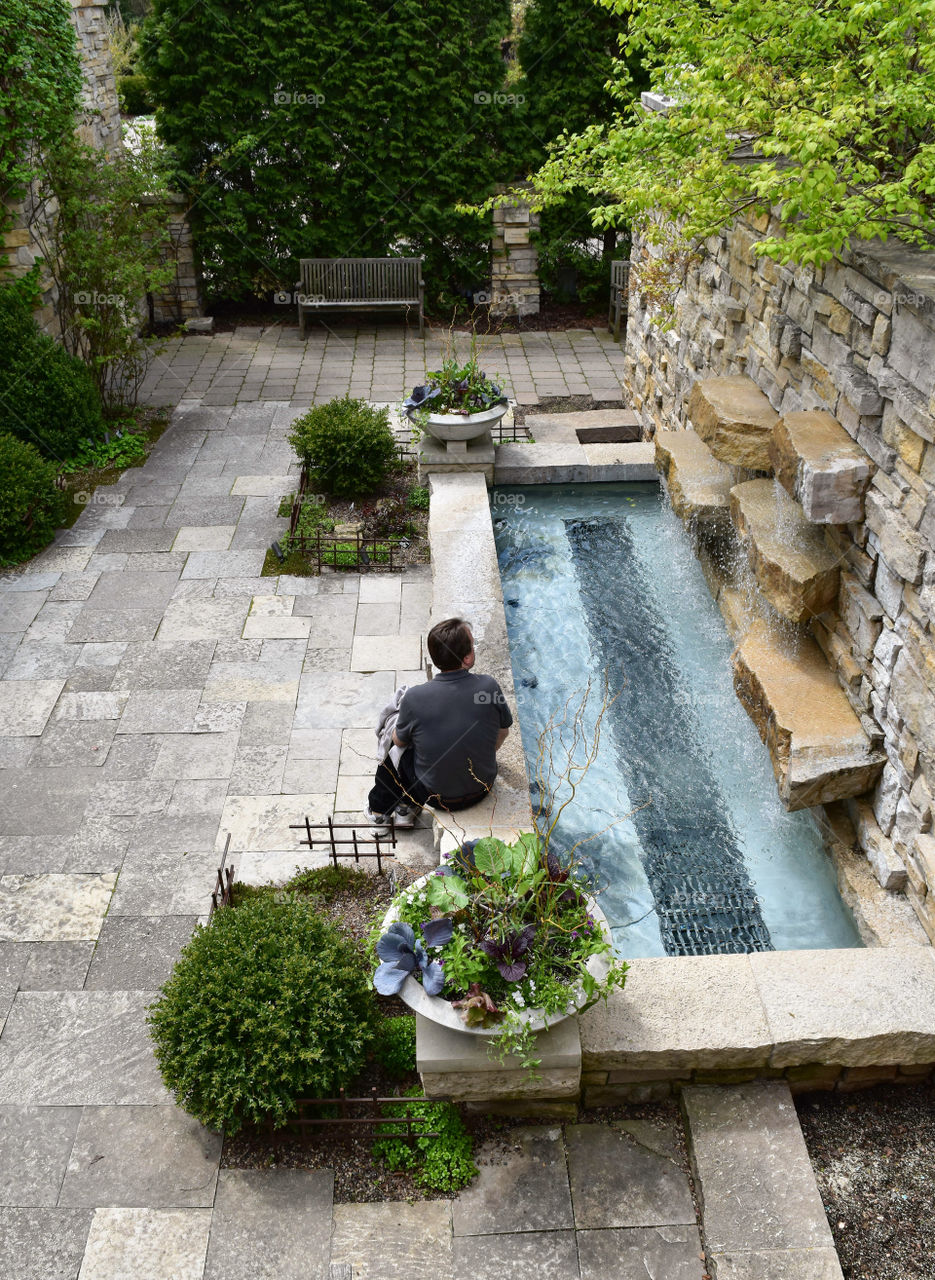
[[580, 945, 935, 1072], [494, 440, 656, 484]]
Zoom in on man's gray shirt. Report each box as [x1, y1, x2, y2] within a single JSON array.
[[393, 669, 513, 798]]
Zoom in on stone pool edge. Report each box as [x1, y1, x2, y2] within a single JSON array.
[[420, 454, 935, 1107]]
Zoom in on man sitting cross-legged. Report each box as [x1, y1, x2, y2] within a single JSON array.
[[364, 617, 512, 834]]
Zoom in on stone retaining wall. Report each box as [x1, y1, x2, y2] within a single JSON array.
[[624, 217, 935, 942]]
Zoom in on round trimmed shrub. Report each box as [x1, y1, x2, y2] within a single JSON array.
[[148, 896, 378, 1133], [288, 397, 398, 498], [0, 277, 103, 461], [0, 432, 67, 567]]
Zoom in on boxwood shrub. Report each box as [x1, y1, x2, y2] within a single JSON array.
[[0, 432, 66, 567], [288, 397, 398, 498], [148, 895, 378, 1133], [0, 276, 103, 461]]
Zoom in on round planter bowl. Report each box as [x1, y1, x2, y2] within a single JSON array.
[[407, 401, 508, 444], [380, 872, 614, 1038]]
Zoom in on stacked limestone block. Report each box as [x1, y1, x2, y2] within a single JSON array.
[[491, 189, 540, 318], [144, 194, 204, 324], [632, 215, 935, 942], [70, 0, 123, 154]]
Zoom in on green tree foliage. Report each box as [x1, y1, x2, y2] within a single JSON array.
[[0, 0, 82, 217], [140, 0, 512, 304], [529, 0, 935, 266], [0, 432, 67, 567], [0, 273, 104, 462], [148, 896, 378, 1134]]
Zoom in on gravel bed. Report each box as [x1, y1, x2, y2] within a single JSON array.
[[797, 1083, 935, 1279]]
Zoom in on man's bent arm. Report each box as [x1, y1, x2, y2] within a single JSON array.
[[392, 729, 409, 749], [495, 727, 509, 751]]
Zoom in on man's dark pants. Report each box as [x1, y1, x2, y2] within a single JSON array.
[[368, 748, 490, 815]]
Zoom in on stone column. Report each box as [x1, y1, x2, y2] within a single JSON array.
[[142, 193, 204, 324], [69, 0, 123, 154], [490, 185, 539, 318]]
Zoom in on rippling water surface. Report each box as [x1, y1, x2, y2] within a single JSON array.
[[492, 482, 862, 958]]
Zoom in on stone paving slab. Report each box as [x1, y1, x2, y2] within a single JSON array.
[[156, 598, 250, 642], [0, 991, 168, 1105], [452, 1126, 573, 1236], [576, 1226, 706, 1280], [107, 850, 218, 916], [0, 1206, 93, 1279], [565, 1123, 696, 1230], [711, 1247, 844, 1279], [31, 720, 117, 768], [682, 1082, 837, 1256], [151, 731, 240, 780], [116, 688, 204, 735], [17, 943, 94, 991], [78, 1207, 212, 1280], [294, 671, 395, 728], [331, 1202, 454, 1280], [452, 1230, 580, 1279], [0, 680, 65, 736], [350, 634, 422, 672], [0, 769, 99, 837], [58, 1106, 221, 1209], [0, 1105, 82, 1206], [84, 916, 197, 990], [0, 874, 116, 943], [204, 1169, 334, 1280]]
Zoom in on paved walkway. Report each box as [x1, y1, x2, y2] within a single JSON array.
[[0, 336, 840, 1278], [138, 322, 629, 409]]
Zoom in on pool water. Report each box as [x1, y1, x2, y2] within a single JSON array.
[[492, 482, 862, 958]]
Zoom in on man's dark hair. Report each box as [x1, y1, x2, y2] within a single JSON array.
[[427, 618, 473, 671]]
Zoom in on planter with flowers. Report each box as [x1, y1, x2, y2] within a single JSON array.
[[372, 833, 627, 1068], [403, 351, 508, 457]]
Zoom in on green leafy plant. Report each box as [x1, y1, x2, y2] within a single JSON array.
[[360, 498, 411, 540], [284, 495, 335, 552], [148, 895, 378, 1133], [0, 272, 104, 462], [373, 1015, 417, 1078], [284, 864, 372, 901], [0, 432, 67, 567], [372, 1090, 477, 1192], [27, 126, 175, 411], [117, 73, 155, 116], [288, 398, 398, 499], [407, 485, 430, 511], [59, 429, 148, 474]]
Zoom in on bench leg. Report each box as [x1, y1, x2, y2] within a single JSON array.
[[298, 306, 305, 338]]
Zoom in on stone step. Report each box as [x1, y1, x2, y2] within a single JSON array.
[[682, 1080, 844, 1280], [655, 429, 734, 528], [771, 409, 873, 524], [688, 376, 779, 470], [524, 408, 641, 445], [730, 479, 840, 623], [732, 620, 884, 809]]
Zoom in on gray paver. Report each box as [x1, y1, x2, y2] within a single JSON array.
[[107, 849, 217, 915], [156, 597, 250, 641], [101, 735, 161, 779], [565, 1123, 696, 1230], [683, 1082, 837, 1254], [86, 571, 180, 611], [0, 770, 98, 837], [0, 594, 47, 634], [0, 1207, 92, 1279], [112, 641, 216, 690], [203, 1169, 334, 1280], [18, 943, 95, 991], [294, 671, 395, 729], [0, 680, 65, 737], [0, 991, 167, 1105], [66, 607, 164, 644], [77, 1207, 211, 1280], [453, 1126, 573, 1236], [152, 732, 239, 780], [58, 1106, 220, 1208], [31, 721, 117, 769], [95, 530, 178, 554], [453, 1231, 580, 1279], [116, 689, 203, 735], [576, 1227, 706, 1280], [4, 644, 80, 681], [0, 1106, 82, 1206], [85, 916, 197, 990], [711, 1248, 844, 1279], [331, 1202, 453, 1280]]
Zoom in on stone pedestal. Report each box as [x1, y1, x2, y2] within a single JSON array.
[[417, 1013, 581, 1108], [418, 432, 495, 484]]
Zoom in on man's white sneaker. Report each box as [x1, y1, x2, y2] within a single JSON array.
[[393, 805, 420, 829], [364, 807, 392, 837]]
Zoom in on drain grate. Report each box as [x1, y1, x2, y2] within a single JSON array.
[[565, 515, 773, 957]]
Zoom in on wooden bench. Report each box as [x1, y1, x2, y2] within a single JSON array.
[[608, 259, 631, 341], [296, 257, 425, 337]]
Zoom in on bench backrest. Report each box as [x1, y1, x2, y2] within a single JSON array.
[[299, 258, 423, 302], [610, 259, 630, 291]]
